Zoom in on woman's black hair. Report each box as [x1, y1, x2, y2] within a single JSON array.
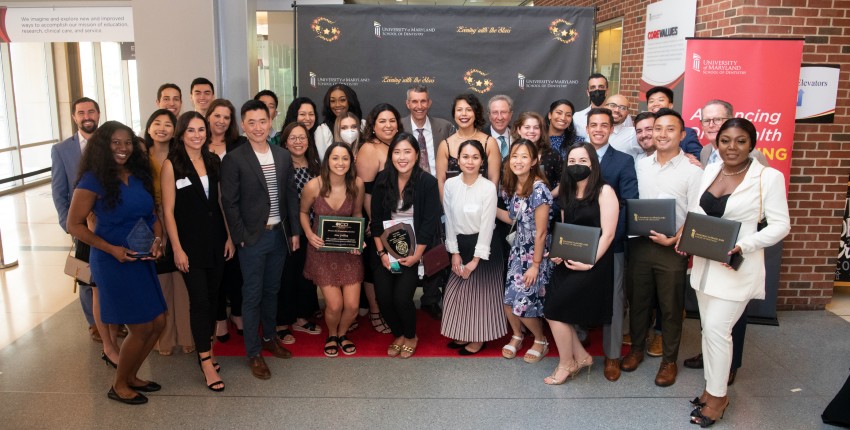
[[451, 93, 485, 130], [717, 117, 758, 151], [76, 121, 152, 210], [281, 121, 321, 176], [377, 132, 422, 213], [171, 111, 219, 179], [321, 84, 363, 129], [457, 139, 486, 162], [283, 97, 319, 134], [363, 103, 404, 142], [546, 99, 577, 143], [143, 109, 177, 152], [558, 142, 604, 213]]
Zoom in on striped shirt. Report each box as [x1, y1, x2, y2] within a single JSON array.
[[255, 149, 280, 225]]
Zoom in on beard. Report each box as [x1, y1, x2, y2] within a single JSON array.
[[79, 120, 97, 134]]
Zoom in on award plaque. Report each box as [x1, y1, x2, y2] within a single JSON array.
[[380, 222, 416, 260], [626, 199, 677, 237], [678, 212, 741, 263], [317, 216, 365, 252], [126, 218, 155, 258]]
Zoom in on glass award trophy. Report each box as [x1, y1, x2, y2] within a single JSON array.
[[126, 218, 155, 258]]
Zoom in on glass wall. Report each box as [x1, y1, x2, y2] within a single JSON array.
[[594, 19, 623, 95]]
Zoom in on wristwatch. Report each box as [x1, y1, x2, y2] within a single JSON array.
[[376, 249, 387, 257]]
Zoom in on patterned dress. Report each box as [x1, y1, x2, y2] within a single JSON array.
[[502, 180, 553, 318], [303, 194, 364, 286]]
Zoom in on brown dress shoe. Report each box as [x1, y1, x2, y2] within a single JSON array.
[[249, 356, 271, 380], [262, 338, 293, 359], [683, 353, 704, 369], [647, 334, 663, 357], [89, 325, 102, 343], [604, 358, 621, 381], [620, 350, 644, 372], [654, 360, 678, 387]]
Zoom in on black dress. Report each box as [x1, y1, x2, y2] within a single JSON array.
[[544, 196, 614, 325]]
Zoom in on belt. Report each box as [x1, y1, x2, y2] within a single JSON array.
[[265, 223, 280, 230]]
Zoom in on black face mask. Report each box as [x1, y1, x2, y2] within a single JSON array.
[[566, 164, 592, 182], [589, 89, 607, 107]]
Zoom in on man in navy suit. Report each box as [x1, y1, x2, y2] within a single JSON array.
[[51, 97, 100, 342], [585, 107, 639, 382]]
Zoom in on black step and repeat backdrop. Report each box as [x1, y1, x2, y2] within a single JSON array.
[[296, 5, 595, 122]]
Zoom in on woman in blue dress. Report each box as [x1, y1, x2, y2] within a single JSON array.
[[498, 139, 553, 363], [68, 121, 167, 405]]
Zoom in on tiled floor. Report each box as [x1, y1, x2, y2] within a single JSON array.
[[1, 184, 848, 429]]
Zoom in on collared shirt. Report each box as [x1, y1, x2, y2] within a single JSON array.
[[77, 131, 88, 153], [490, 126, 511, 159], [595, 143, 610, 161], [635, 149, 703, 230], [575, 104, 634, 141], [443, 174, 497, 259], [608, 123, 641, 160], [635, 150, 654, 163], [411, 117, 437, 175]]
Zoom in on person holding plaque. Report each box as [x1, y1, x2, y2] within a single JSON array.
[[681, 118, 789, 427], [355, 103, 403, 335], [67, 121, 167, 404], [440, 140, 506, 355], [302, 143, 366, 357], [161, 111, 235, 392], [498, 139, 552, 362], [544, 142, 618, 385], [371, 133, 441, 358], [620, 109, 703, 388]]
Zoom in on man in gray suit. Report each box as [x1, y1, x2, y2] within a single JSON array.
[[221, 100, 302, 380], [401, 85, 453, 320], [51, 97, 100, 342], [698, 99, 770, 167]]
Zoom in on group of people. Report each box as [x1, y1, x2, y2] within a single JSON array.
[[52, 73, 790, 427]]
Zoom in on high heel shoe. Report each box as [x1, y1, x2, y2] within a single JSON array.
[[690, 397, 729, 428], [215, 320, 230, 343], [198, 355, 225, 392], [369, 312, 391, 334], [544, 361, 577, 385], [101, 351, 117, 369], [523, 338, 549, 363], [501, 335, 524, 359], [572, 356, 593, 381]]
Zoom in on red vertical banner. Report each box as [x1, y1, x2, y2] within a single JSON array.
[[683, 38, 804, 190]]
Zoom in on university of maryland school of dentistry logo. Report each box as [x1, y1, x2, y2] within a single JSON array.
[[312, 17, 341, 42], [464, 69, 493, 94], [549, 19, 578, 44]]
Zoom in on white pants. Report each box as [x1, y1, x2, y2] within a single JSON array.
[[695, 289, 748, 397]]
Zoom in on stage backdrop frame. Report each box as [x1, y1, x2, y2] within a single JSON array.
[[295, 5, 595, 126]]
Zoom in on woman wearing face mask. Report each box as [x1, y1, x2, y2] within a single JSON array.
[[301, 143, 366, 356], [441, 139, 506, 355], [144, 109, 195, 357], [334, 112, 362, 150], [355, 103, 404, 335], [547, 100, 582, 160], [370, 132, 441, 359], [315, 84, 363, 160], [275, 122, 323, 344], [544, 143, 618, 384], [497, 139, 553, 362], [205, 99, 245, 341]]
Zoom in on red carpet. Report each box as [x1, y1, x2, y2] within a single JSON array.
[[213, 311, 631, 358]]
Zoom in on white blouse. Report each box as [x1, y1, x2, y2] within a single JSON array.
[[443, 174, 497, 260]]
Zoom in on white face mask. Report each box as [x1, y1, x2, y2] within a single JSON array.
[[340, 129, 359, 145]]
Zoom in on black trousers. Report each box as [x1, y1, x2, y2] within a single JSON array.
[[373, 261, 419, 339], [216, 252, 243, 320], [277, 242, 319, 325], [183, 264, 224, 352]]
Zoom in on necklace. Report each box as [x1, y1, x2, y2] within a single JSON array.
[[720, 159, 750, 179], [456, 129, 477, 140]]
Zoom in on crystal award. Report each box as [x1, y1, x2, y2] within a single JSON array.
[[126, 218, 155, 258]]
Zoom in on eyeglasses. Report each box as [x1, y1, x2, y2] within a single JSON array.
[[604, 103, 629, 112], [288, 135, 308, 143], [701, 117, 729, 126]]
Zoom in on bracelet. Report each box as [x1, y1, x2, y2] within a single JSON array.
[[153, 237, 162, 244]]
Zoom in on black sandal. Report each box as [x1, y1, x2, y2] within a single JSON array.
[[198, 355, 225, 392], [369, 312, 391, 334], [324, 336, 339, 357], [337, 335, 357, 355]]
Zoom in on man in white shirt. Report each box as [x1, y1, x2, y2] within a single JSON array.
[[634, 111, 656, 162], [485, 94, 514, 160], [400, 85, 453, 177], [620, 108, 703, 388], [604, 94, 641, 159]]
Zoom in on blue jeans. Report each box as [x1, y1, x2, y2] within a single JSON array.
[[239, 227, 287, 358]]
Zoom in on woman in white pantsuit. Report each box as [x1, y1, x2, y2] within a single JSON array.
[[678, 118, 790, 427]]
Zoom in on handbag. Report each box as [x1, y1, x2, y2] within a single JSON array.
[[64, 242, 92, 286], [757, 169, 768, 231], [422, 243, 450, 277], [505, 199, 526, 246]]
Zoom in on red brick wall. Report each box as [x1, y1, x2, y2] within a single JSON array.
[[534, 0, 850, 310]]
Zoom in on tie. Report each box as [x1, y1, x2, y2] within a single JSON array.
[[708, 148, 720, 165], [498, 136, 508, 159], [417, 128, 430, 172]]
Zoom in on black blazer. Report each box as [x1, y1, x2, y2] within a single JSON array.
[[171, 156, 226, 268], [370, 171, 441, 251], [598, 145, 638, 253], [220, 142, 301, 247]]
